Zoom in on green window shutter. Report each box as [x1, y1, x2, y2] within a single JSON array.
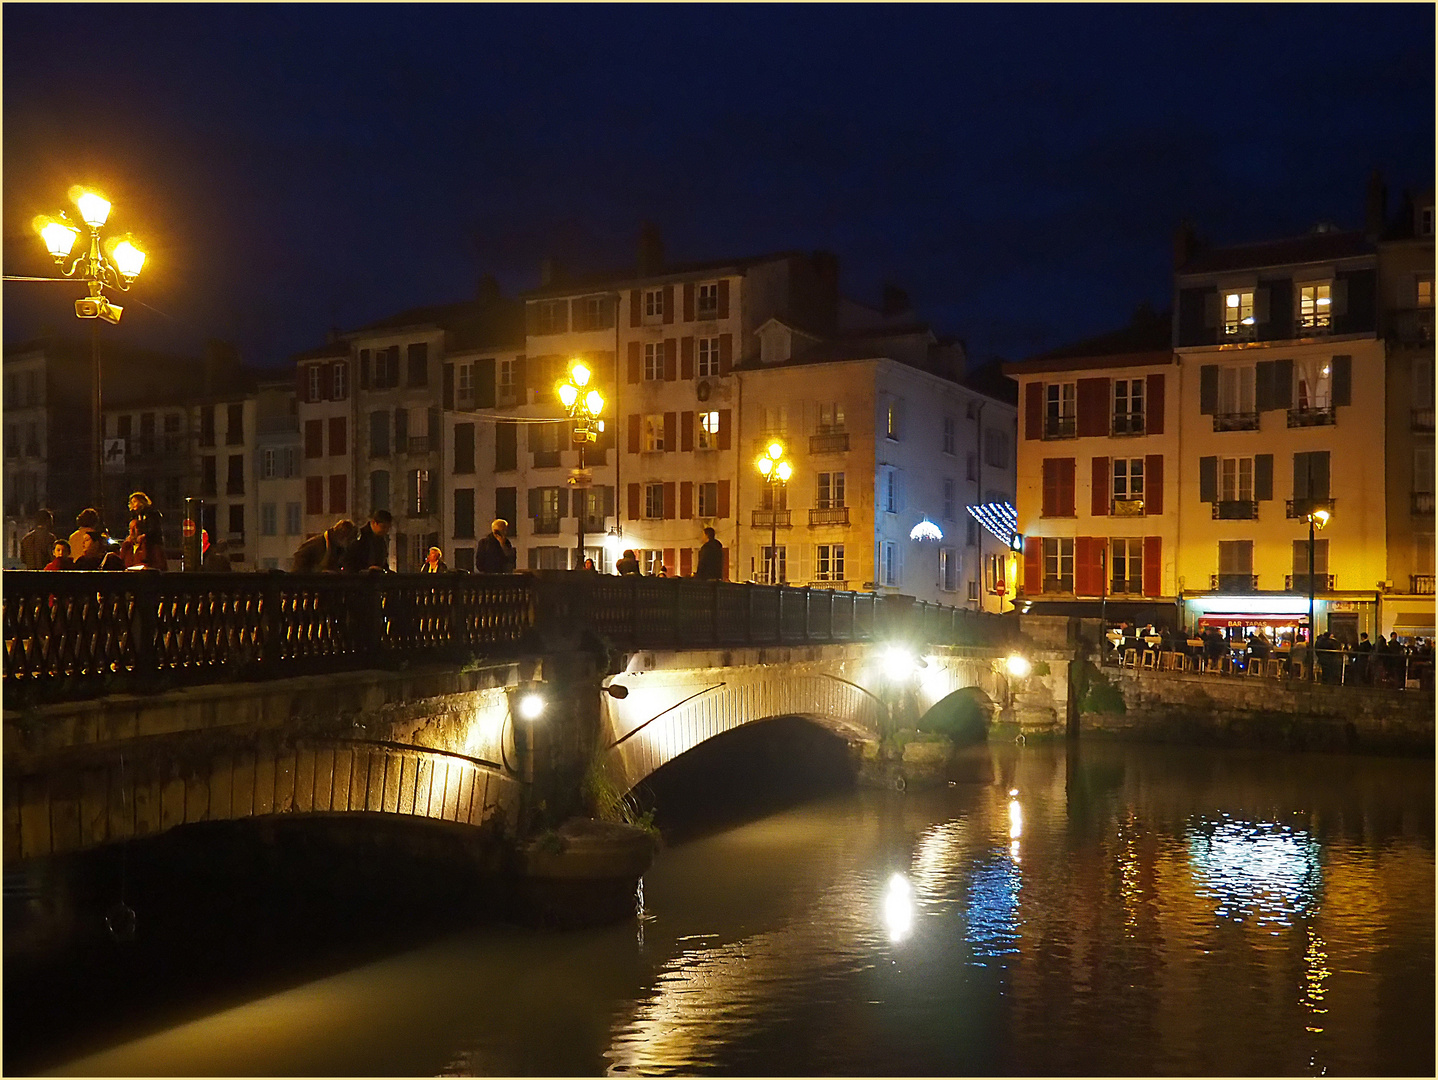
[[476, 358, 496, 409], [1293, 452, 1310, 499], [1199, 366, 1218, 415], [1254, 454, 1273, 501], [1332, 355, 1352, 407], [1199, 456, 1218, 502], [1311, 451, 1330, 500], [442, 363, 454, 410], [1274, 359, 1293, 409], [1255, 361, 1274, 411]]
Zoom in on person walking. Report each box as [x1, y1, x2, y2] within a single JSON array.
[[20, 509, 57, 570], [693, 526, 724, 581], [342, 510, 393, 572], [475, 518, 516, 574], [616, 548, 641, 576], [420, 546, 448, 573]]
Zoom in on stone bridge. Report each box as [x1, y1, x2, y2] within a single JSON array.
[[3, 571, 1043, 866]]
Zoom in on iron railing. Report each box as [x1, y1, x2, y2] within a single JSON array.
[[1412, 492, 1435, 516], [1210, 573, 1258, 592], [1212, 499, 1258, 520], [1412, 407, 1435, 433], [751, 509, 791, 528], [809, 507, 850, 526], [1042, 415, 1076, 440], [1213, 411, 1259, 432], [809, 431, 850, 454], [1287, 498, 1336, 520], [1287, 405, 1335, 428], [1285, 573, 1335, 592], [2, 571, 1014, 701], [1412, 574, 1435, 595]]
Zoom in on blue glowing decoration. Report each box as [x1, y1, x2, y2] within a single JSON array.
[[967, 501, 1018, 549], [909, 519, 943, 542]]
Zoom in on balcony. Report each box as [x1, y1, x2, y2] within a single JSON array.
[[1111, 498, 1145, 518], [1287, 405, 1335, 428], [809, 506, 850, 526], [406, 436, 431, 454], [752, 433, 789, 454], [809, 431, 850, 454], [257, 416, 299, 436], [1390, 308, 1435, 345], [1210, 573, 1258, 592], [1295, 313, 1332, 335], [751, 509, 791, 528], [1042, 415, 1076, 440], [1413, 407, 1435, 433], [1412, 574, 1435, 595], [1287, 497, 1336, 520], [1413, 491, 1435, 515], [1213, 411, 1259, 432], [532, 518, 561, 535], [1111, 412, 1145, 436], [1212, 499, 1258, 520], [809, 579, 849, 590], [1286, 573, 1335, 592]]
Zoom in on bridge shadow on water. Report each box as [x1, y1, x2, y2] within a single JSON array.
[[633, 715, 860, 845]]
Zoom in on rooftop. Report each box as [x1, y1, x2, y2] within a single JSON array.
[[1177, 229, 1375, 276]]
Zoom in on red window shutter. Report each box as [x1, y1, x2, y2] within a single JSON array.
[[717, 479, 731, 518], [627, 483, 641, 521], [717, 279, 730, 319], [627, 341, 642, 384], [627, 414, 641, 454], [718, 409, 732, 450], [629, 289, 641, 327], [664, 338, 677, 381], [329, 417, 347, 457], [718, 333, 732, 375], [681, 336, 695, 379], [1143, 536, 1162, 597], [305, 476, 324, 515], [1025, 382, 1043, 440], [1146, 372, 1165, 435], [1144, 454, 1164, 515], [296, 363, 308, 401], [1041, 459, 1058, 517], [1023, 535, 1041, 595], [662, 286, 675, 325], [305, 419, 323, 459], [1091, 457, 1110, 516], [1075, 536, 1092, 596], [663, 483, 676, 520], [663, 412, 676, 452], [1059, 458, 1076, 517], [663, 546, 676, 570], [680, 547, 693, 576], [1076, 378, 1110, 437], [681, 411, 695, 452], [680, 481, 693, 519], [329, 474, 347, 514], [683, 283, 695, 321]]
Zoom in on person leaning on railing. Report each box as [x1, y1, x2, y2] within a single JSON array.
[[291, 519, 357, 573]]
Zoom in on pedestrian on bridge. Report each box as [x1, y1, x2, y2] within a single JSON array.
[[693, 527, 724, 580], [68, 508, 106, 558], [475, 519, 516, 573], [616, 549, 641, 575], [72, 530, 123, 570], [421, 546, 448, 573], [20, 509, 56, 570], [292, 519, 356, 572], [44, 539, 74, 570], [342, 510, 393, 572]]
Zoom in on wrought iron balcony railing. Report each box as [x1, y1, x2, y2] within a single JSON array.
[[1287, 405, 1335, 428], [1412, 574, 1435, 595], [1413, 491, 1435, 515], [1111, 498, 1145, 518], [809, 507, 850, 526], [1286, 573, 1335, 592], [1295, 313, 1332, 334], [809, 431, 850, 454], [1287, 498, 1336, 519], [1413, 407, 1435, 433], [1042, 415, 1076, 440], [1111, 412, 1145, 436], [1210, 573, 1258, 592], [407, 436, 432, 455], [1390, 307, 1435, 345], [809, 579, 849, 590], [1212, 499, 1258, 520], [751, 509, 791, 528], [532, 518, 561, 535], [1213, 411, 1260, 431]]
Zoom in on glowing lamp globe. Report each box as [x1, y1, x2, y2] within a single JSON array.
[[585, 389, 604, 415], [558, 382, 578, 408], [570, 361, 591, 387], [73, 189, 112, 228], [37, 217, 79, 259], [110, 238, 147, 279]]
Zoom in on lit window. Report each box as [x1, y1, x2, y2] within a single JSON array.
[[761, 546, 787, 584], [696, 282, 719, 319], [644, 343, 664, 381], [697, 337, 721, 377], [1042, 537, 1074, 593], [1223, 291, 1256, 337], [1297, 283, 1332, 332], [818, 402, 845, 432], [697, 410, 720, 450], [885, 399, 902, 440], [643, 414, 666, 452], [1218, 366, 1256, 417], [1418, 277, 1433, 308], [1294, 358, 1332, 411]]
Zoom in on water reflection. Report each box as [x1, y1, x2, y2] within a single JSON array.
[[1188, 816, 1320, 927], [882, 873, 914, 943]]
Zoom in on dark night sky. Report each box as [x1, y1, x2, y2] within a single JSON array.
[[4, 4, 1433, 372]]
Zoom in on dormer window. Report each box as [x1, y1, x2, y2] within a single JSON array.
[[1297, 282, 1332, 333], [1223, 290, 1256, 338], [696, 282, 719, 319]]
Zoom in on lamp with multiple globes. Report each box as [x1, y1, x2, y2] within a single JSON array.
[[755, 440, 793, 584], [556, 359, 606, 567]]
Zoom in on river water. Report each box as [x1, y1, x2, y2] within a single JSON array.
[[46, 740, 1434, 1076]]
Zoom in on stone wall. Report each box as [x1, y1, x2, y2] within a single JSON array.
[[1085, 667, 1434, 755]]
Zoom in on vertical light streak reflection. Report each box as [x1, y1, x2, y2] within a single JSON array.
[[1301, 927, 1330, 1033], [883, 872, 914, 943]]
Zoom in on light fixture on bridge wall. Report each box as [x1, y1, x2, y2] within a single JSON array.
[[1004, 654, 1032, 679], [517, 691, 546, 721]]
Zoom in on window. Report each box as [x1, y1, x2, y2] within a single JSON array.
[[528, 546, 567, 570], [227, 454, 245, 496], [762, 404, 788, 436], [454, 547, 475, 572], [453, 423, 475, 474], [1044, 382, 1077, 438], [139, 412, 155, 456], [451, 489, 476, 540], [1042, 537, 1074, 593], [885, 399, 902, 440], [816, 544, 845, 582], [1112, 457, 1144, 501], [817, 402, 845, 432], [333, 363, 348, 400], [495, 421, 518, 471], [1298, 282, 1332, 332], [644, 482, 665, 519], [580, 295, 608, 331], [328, 474, 347, 515], [984, 429, 1010, 468], [578, 488, 606, 530], [698, 410, 720, 450], [283, 447, 298, 477], [697, 337, 721, 377], [1292, 538, 1330, 576], [1040, 457, 1076, 517], [939, 547, 958, 592], [1419, 277, 1434, 308], [1110, 537, 1143, 595], [644, 342, 664, 381], [199, 405, 215, 448], [943, 478, 956, 521], [163, 413, 183, 454], [942, 416, 956, 455], [817, 471, 846, 508], [1113, 379, 1145, 434], [987, 552, 1006, 596], [966, 452, 978, 482], [1220, 456, 1254, 502], [1217, 365, 1256, 426], [1421, 206, 1434, 238], [374, 346, 400, 389], [1218, 540, 1254, 590], [966, 518, 979, 547], [760, 546, 788, 585], [284, 502, 302, 536], [329, 417, 347, 457], [498, 358, 516, 399], [1415, 445, 1435, 495], [643, 289, 665, 321], [370, 470, 391, 514], [201, 455, 217, 497], [457, 363, 473, 404], [308, 366, 322, 403], [1223, 290, 1256, 338], [260, 502, 278, 536], [533, 300, 567, 335], [369, 411, 389, 458], [760, 484, 787, 511], [643, 414, 666, 452], [261, 448, 277, 479], [534, 487, 561, 533], [698, 482, 719, 517], [1294, 357, 1332, 411], [304, 419, 323, 459], [228, 504, 245, 537], [884, 469, 898, 514], [410, 469, 433, 517], [406, 343, 428, 387], [696, 282, 719, 319], [531, 422, 561, 467]]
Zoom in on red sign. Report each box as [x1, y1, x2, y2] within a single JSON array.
[[182, 519, 197, 538]]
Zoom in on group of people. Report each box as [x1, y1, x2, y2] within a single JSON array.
[[21, 496, 176, 572], [614, 527, 725, 579], [290, 510, 394, 573]]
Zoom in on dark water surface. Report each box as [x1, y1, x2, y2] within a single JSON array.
[[47, 741, 1434, 1076]]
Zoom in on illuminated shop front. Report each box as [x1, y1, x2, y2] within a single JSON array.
[[1180, 591, 1378, 645]]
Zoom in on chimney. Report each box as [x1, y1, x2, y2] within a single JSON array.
[[1366, 169, 1387, 239], [1172, 221, 1199, 270], [637, 223, 665, 276], [881, 284, 911, 319]]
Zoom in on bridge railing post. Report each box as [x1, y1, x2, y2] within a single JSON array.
[[128, 573, 158, 685], [745, 584, 755, 646]]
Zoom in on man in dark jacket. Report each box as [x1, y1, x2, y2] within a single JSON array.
[[342, 510, 392, 572], [292, 519, 356, 572], [72, 530, 124, 570], [20, 509, 56, 569], [693, 527, 724, 580], [475, 518, 516, 574], [616, 548, 641, 576]]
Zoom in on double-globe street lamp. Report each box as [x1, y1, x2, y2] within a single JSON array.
[[1306, 506, 1331, 683], [557, 360, 605, 567], [755, 440, 792, 584], [34, 187, 148, 518]]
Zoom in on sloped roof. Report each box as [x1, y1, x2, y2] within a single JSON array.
[[1178, 230, 1374, 275], [520, 250, 817, 299]]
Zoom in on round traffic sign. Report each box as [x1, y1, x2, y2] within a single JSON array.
[[182, 519, 197, 538]]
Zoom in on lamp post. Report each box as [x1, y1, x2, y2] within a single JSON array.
[[755, 440, 792, 584], [1306, 507, 1330, 683], [34, 188, 147, 521], [557, 360, 605, 568]]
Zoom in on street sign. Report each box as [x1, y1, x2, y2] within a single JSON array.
[[102, 438, 126, 473], [182, 519, 197, 538]]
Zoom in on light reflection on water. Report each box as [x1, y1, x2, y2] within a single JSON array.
[[49, 742, 1434, 1078]]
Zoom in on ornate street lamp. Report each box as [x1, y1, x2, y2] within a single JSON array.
[[1306, 507, 1330, 683], [557, 359, 605, 567], [755, 440, 792, 584], [33, 186, 147, 518]]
